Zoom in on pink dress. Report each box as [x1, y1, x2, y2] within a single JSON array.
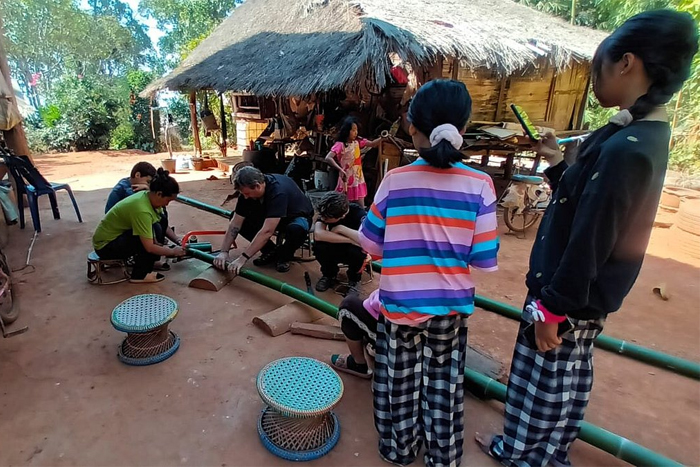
[[330, 139, 368, 201]]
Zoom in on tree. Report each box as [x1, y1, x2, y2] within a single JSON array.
[[138, 0, 240, 63], [2, 0, 149, 106]]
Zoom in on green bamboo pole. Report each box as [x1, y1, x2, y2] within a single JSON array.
[[186, 248, 683, 466], [174, 195, 700, 380], [176, 195, 233, 219], [187, 248, 337, 318], [462, 369, 682, 467], [371, 262, 700, 380]]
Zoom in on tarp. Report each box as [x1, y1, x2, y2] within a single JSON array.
[[0, 73, 22, 131]]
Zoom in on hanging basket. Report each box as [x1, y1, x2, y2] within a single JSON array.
[[201, 112, 220, 131]]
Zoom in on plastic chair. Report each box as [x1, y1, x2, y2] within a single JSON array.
[[2, 154, 82, 232]]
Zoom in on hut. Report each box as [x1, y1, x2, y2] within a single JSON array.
[[144, 0, 607, 179]]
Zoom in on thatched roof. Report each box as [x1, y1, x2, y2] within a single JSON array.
[[143, 0, 607, 97]]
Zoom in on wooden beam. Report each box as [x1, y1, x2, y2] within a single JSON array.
[[189, 91, 202, 156], [252, 301, 326, 337], [0, 14, 32, 163], [451, 59, 460, 80], [545, 69, 558, 123], [290, 322, 345, 341], [573, 74, 591, 130], [494, 77, 509, 122]]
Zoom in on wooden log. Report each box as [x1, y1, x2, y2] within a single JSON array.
[[252, 301, 326, 337], [188, 266, 235, 291], [290, 322, 345, 341]]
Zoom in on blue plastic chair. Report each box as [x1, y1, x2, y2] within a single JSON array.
[[2, 154, 82, 232]]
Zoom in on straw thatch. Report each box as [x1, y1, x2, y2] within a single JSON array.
[[143, 0, 607, 97]]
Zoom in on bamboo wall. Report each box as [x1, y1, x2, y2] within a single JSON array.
[[442, 58, 590, 131]]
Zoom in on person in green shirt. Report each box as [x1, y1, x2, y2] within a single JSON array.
[[92, 168, 186, 283]]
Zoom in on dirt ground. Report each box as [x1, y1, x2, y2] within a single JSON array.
[[0, 149, 698, 466]]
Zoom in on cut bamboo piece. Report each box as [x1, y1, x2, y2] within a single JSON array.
[[252, 301, 326, 337], [290, 322, 345, 341], [188, 266, 236, 291]]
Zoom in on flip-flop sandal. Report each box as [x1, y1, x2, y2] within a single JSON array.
[[129, 272, 165, 284], [154, 262, 171, 271], [474, 433, 505, 465], [330, 354, 372, 379]]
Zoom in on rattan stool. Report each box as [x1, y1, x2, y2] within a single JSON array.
[[111, 294, 180, 366], [87, 251, 130, 285], [256, 357, 343, 461]]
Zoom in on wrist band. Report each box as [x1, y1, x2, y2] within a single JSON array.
[[242, 252, 251, 260]]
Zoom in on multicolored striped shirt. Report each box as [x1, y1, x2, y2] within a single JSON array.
[[359, 158, 499, 324]]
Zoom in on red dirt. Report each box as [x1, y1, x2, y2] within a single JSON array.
[[0, 149, 697, 466]]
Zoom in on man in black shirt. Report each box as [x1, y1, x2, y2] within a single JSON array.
[[214, 167, 313, 273], [313, 192, 367, 292]]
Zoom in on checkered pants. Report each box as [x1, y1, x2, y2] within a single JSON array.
[[490, 316, 605, 467], [373, 314, 469, 467]]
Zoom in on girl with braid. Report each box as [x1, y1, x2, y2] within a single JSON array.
[[477, 10, 698, 467]]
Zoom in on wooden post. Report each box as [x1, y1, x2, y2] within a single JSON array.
[[494, 77, 509, 122], [219, 92, 227, 157], [0, 14, 32, 163], [451, 59, 460, 80], [189, 91, 202, 156]]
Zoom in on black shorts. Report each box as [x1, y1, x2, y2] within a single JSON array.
[[338, 295, 377, 344]]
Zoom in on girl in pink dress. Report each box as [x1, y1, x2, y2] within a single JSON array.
[[325, 118, 381, 208]]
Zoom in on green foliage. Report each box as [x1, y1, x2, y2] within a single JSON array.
[[108, 70, 157, 151], [48, 74, 121, 150], [166, 96, 193, 141], [3, 0, 150, 107], [138, 0, 239, 61], [39, 105, 62, 127]]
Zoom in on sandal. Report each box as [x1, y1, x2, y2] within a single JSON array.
[[330, 354, 372, 379], [154, 261, 171, 271], [475, 433, 504, 465], [130, 272, 165, 284]]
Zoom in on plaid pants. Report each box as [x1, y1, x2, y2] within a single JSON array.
[[490, 316, 605, 467], [373, 314, 468, 467]]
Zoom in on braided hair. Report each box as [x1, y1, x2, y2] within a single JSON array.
[[150, 167, 180, 197], [580, 10, 698, 157]]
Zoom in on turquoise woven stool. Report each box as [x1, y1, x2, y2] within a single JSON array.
[[111, 294, 180, 366], [256, 357, 344, 461]]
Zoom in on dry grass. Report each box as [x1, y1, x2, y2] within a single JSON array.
[[143, 0, 608, 97]]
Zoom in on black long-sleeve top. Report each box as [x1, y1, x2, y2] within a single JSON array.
[[526, 121, 671, 320]]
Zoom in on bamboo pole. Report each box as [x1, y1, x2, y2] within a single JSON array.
[[185, 247, 684, 467]]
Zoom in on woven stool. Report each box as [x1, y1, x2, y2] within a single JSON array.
[[256, 357, 343, 461], [87, 251, 130, 285], [110, 294, 180, 366]]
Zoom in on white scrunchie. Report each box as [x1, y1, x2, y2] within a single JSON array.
[[429, 124, 463, 150], [609, 109, 633, 127]]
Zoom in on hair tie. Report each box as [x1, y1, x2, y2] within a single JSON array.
[[429, 124, 463, 150], [609, 109, 633, 127]]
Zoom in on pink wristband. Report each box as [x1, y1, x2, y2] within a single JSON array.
[[537, 300, 566, 323]]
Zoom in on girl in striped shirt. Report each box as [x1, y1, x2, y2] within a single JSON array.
[[359, 79, 499, 467]]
